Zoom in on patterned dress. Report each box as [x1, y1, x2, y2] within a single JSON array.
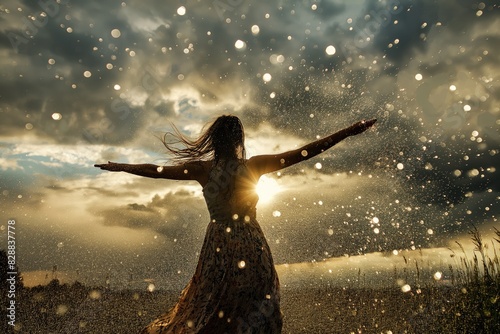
[[140, 160, 283, 333]]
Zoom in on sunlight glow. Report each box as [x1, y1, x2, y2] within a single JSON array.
[[256, 175, 281, 204]]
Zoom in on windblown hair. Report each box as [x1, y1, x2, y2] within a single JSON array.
[[161, 115, 246, 164]]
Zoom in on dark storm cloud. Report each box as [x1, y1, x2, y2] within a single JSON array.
[[96, 189, 208, 238], [365, 0, 434, 64], [0, 1, 146, 143], [1, 0, 499, 283]]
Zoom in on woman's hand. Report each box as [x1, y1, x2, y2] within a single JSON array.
[[94, 161, 123, 172], [347, 119, 377, 136]]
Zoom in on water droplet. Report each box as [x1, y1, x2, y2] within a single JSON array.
[[234, 39, 246, 50], [48, 58, 55, 65], [89, 290, 101, 299], [325, 45, 336, 55], [468, 169, 479, 177], [238, 260, 246, 269], [147, 283, 155, 292], [262, 73, 272, 82], [415, 73, 423, 81], [314, 162, 322, 169], [449, 85, 456, 91], [83, 70, 92, 78], [177, 6, 186, 16], [51, 113, 62, 121], [111, 29, 121, 38], [56, 304, 68, 315], [433, 271, 442, 280], [272, 211, 281, 217], [397, 163, 404, 170], [401, 284, 411, 293], [251, 25, 260, 35]]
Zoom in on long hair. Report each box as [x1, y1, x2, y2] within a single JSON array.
[[161, 115, 246, 164]]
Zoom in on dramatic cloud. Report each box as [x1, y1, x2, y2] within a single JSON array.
[[0, 0, 498, 288]]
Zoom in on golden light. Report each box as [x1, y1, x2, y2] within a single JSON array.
[[256, 175, 281, 204]]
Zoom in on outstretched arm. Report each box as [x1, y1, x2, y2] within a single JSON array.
[[94, 161, 208, 183], [248, 119, 376, 176]]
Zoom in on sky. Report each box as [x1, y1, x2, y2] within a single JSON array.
[[0, 0, 498, 290]]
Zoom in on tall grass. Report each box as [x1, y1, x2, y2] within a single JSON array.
[[447, 226, 500, 333]]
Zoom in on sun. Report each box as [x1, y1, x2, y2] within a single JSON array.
[[255, 175, 282, 204]]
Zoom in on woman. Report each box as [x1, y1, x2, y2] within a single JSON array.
[[95, 115, 376, 333]]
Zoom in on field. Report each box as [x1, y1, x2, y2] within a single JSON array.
[[3, 228, 499, 333], [4, 280, 498, 333]]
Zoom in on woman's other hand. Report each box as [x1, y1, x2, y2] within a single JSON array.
[[94, 161, 123, 172], [348, 119, 377, 136]]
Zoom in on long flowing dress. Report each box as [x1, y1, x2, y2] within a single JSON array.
[[140, 159, 283, 333]]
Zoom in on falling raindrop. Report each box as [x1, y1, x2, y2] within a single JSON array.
[[251, 25, 260, 35], [234, 39, 246, 50], [56, 304, 68, 315], [325, 45, 336, 55], [111, 29, 121, 38], [177, 6, 186, 16]]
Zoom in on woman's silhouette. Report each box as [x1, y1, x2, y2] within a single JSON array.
[[95, 115, 376, 333]]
